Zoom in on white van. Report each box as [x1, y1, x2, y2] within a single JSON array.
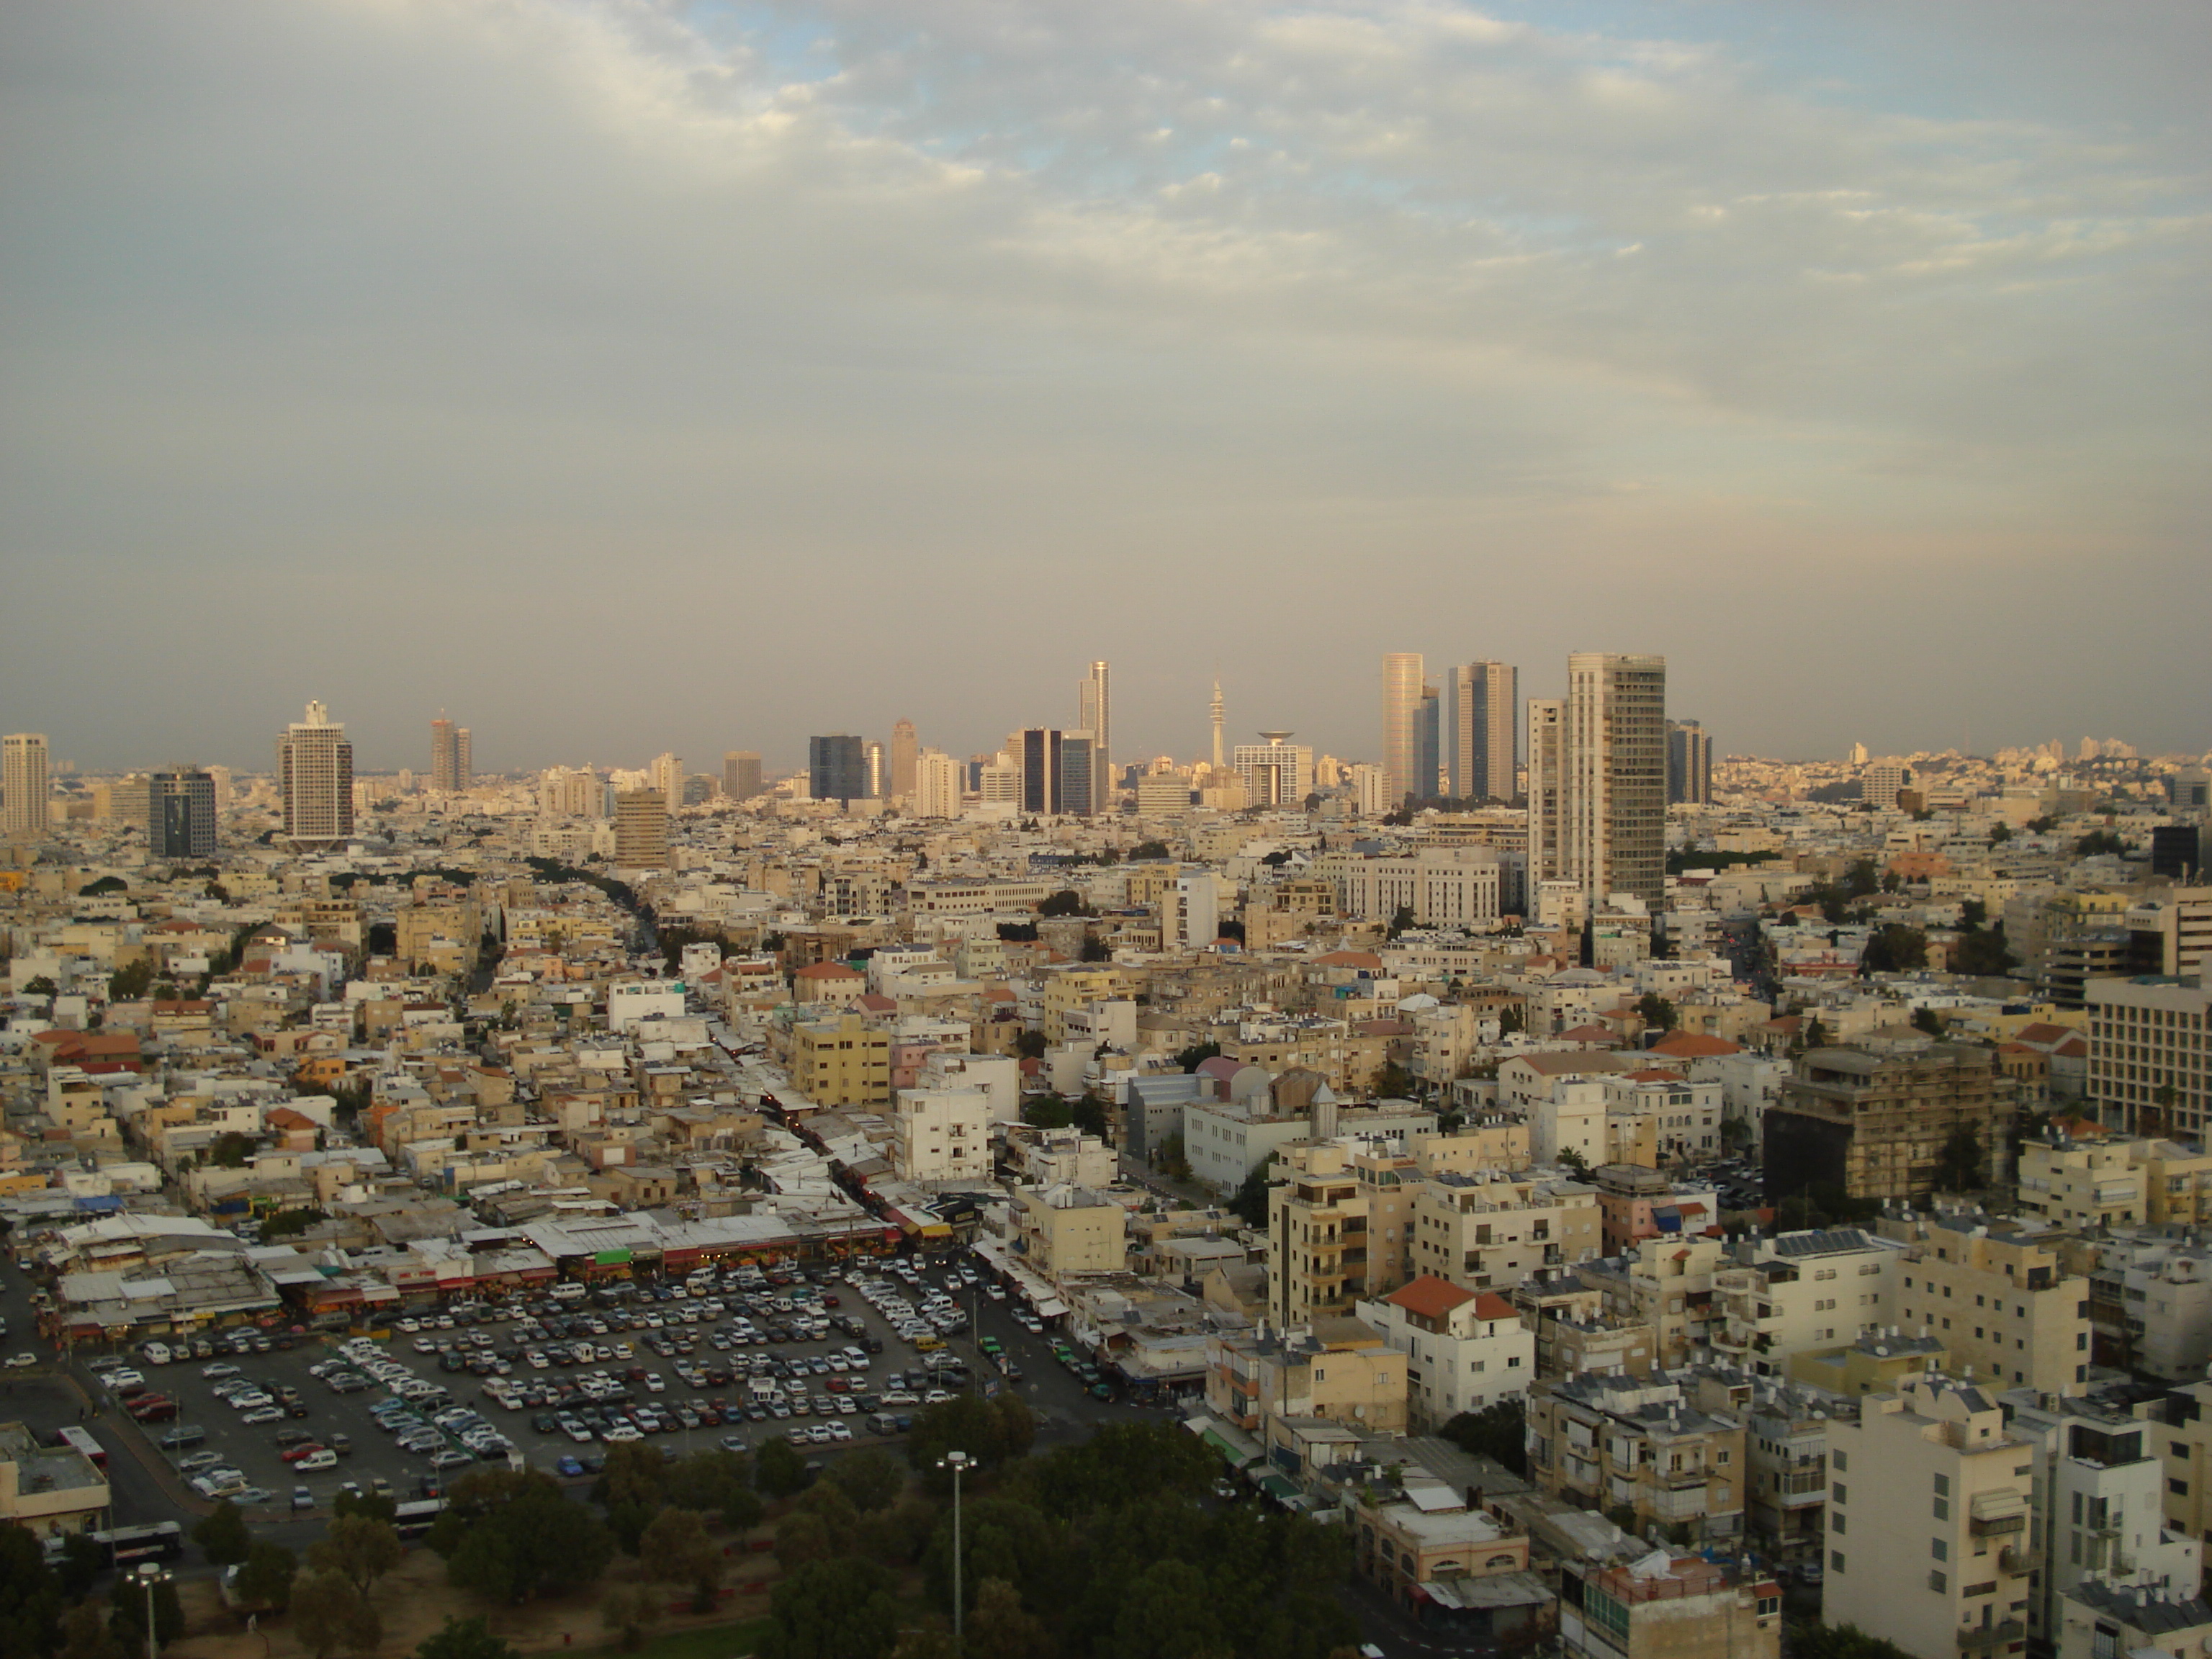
[[141, 1342, 172, 1366], [549, 1283, 586, 1303]]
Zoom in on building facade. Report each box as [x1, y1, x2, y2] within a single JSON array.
[[277, 701, 354, 849]]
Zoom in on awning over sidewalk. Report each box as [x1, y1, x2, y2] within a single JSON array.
[[1183, 1412, 1263, 1470]]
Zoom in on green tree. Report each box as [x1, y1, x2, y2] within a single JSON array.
[[1129, 841, 1170, 861], [1111, 1559, 1220, 1659], [307, 1514, 405, 1594], [413, 1617, 522, 1659], [598, 1584, 662, 1653], [0, 1525, 65, 1658], [755, 1436, 810, 1499], [1787, 1622, 1920, 1659], [1935, 1126, 1986, 1192], [1635, 993, 1678, 1033], [907, 1393, 1035, 1483], [1038, 890, 1094, 918], [260, 1206, 330, 1238], [1859, 925, 1928, 976], [1228, 1164, 1272, 1228], [194, 1497, 252, 1565], [1989, 823, 2013, 845], [774, 1507, 837, 1569], [1385, 903, 1416, 940], [1020, 1423, 1214, 1519], [235, 1541, 300, 1612], [1013, 1030, 1048, 1060], [763, 1557, 901, 1659], [824, 1446, 904, 1513], [209, 1131, 256, 1168], [1174, 1042, 1222, 1073], [1439, 1398, 1527, 1478], [1952, 924, 2016, 978], [1374, 1060, 1418, 1099], [1020, 1094, 1074, 1130], [107, 958, 155, 1001], [56, 1600, 127, 1659], [968, 1576, 1053, 1659], [2077, 829, 2126, 859], [106, 1573, 185, 1650], [289, 1573, 381, 1659], [79, 876, 129, 897], [55, 1532, 105, 1601], [1069, 1093, 1110, 1139], [439, 1472, 616, 1604], [665, 1448, 764, 1531], [331, 1489, 397, 1525], [1911, 1005, 1946, 1037], [22, 974, 58, 998], [638, 1508, 722, 1611]]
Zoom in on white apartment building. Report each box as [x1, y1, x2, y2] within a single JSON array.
[[1161, 872, 1220, 950], [1313, 847, 1503, 930], [1184, 1100, 1311, 1196], [917, 1051, 1020, 1123], [912, 748, 963, 820], [1357, 1275, 1534, 1429], [2087, 976, 2210, 1139], [891, 1086, 991, 1185], [1604, 1071, 1725, 1163], [1712, 1228, 1907, 1378]]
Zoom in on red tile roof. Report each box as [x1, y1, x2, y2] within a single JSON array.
[[1650, 1033, 1743, 1058], [793, 961, 863, 980], [1385, 1274, 1476, 1320]]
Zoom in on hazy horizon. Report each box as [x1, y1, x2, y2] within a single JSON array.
[[4, 2, 2206, 775]]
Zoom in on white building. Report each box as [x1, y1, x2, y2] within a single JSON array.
[[608, 980, 687, 1032], [1183, 1099, 1311, 1197], [1357, 1274, 1534, 1430], [1711, 1228, 1907, 1377], [891, 1086, 992, 1185], [1164, 872, 1220, 950], [1313, 847, 1503, 930], [917, 1051, 1021, 1123]]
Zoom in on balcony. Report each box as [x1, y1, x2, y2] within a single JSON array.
[[1956, 1621, 2026, 1654]]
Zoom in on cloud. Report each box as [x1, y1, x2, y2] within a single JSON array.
[[0, 0, 2203, 770]]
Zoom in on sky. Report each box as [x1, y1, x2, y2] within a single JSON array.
[[2, 0, 2206, 777]]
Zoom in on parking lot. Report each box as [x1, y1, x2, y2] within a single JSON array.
[[84, 1254, 1123, 1520]]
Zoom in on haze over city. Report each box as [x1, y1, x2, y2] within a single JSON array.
[[3, 1, 2207, 770]]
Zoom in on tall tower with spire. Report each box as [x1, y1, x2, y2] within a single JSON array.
[[1210, 678, 1225, 772]]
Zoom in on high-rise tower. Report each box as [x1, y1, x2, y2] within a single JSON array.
[[1666, 719, 1712, 806], [1526, 699, 1565, 889], [2, 734, 50, 837], [278, 701, 354, 849], [1562, 653, 1667, 909], [808, 735, 868, 805], [1448, 662, 1519, 802], [1381, 652, 1424, 809], [1079, 662, 1111, 806], [431, 716, 471, 793], [890, 719, 918, 802], [722, 752, 763, 801], [1209, 678, 1225, 772], [149, 770, 218, 858]]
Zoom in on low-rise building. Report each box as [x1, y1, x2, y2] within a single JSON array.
[[1014, 1184, 1126, 1280], [0, 1421, 110, 1541], [1526, 1372, 1748, 1544], [1357, 1275, 1534, 1430], [1557, 1550, 1781, 1659]]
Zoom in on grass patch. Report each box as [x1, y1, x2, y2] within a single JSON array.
[[581, 1619, 775, 1659]]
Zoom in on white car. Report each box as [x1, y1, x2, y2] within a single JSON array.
[[3, 1353, 37, 1370], [106, 1368, 147, 1388]]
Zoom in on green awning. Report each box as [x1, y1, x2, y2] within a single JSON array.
[[1254, 1473, 1300, 1503], [1202, 1430, 1253, 1467]]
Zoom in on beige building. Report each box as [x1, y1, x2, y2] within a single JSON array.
[[1559, 1552, 1780, 1659], [2017, 1128, 2146, 1228], [1267, 1141, 1375, 1327], [1765, 1040, 2020, 1205], [1526, 1371, 1748, 1542], [612, 788, 669, 868], [1015, 1184, 1125, 1279], [2056, 1583, 2212, 1659], [891, 1086, 990, 1184], [0, 1422, 110, 1540], [1823, 1376, 2036, 1659], [1580, 1235, 1727, 1372], [1889, 1212, 2092, 1395], [1205, 1316, 1408, 1437], [1406, 1169, 1602, 1296], [789, 1012, 891, 1106], [1711, 1228, 1906, 1379], [2088, 976, 2212, 1140]]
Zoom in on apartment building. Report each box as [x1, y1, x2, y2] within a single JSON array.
[[1015, 1184, 1126, 1278], [1204, 1317, 1409, 1437], [1356, 1275, 1534, 1429], [1408, 1169, 1602, 1296], [788, 1012, 891, 1106], [1764, 1040, 2020, 1205], [1580, 1235, 1727, 1372], [2086, 1239, 2212, 1380], [1890, 1213, 2092, 1395], [0, 1423, 112, 1541], [1823, 1375, 2035, 1659], [1526, 1370, 1748, 1542], [890, 1085, 989, 1184], [2019, 1132, 2148, 1228], [2056, 1582, 2212, 1659], [1267, 1141, 1374, 1326], [1558, 1550, 1779, 1659], [1711, 1228, 1906, 1378], [2087, 976, 2211, 1140]]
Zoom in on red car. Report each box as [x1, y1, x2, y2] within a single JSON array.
[[821, 1295, 840, 1308], [279, 1442, 328, 1465], [127, 1396, 179, 1422]]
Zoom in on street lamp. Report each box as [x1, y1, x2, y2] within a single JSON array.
[[135, 1560, 169, 1659], [938, 1449, 971, 1645]]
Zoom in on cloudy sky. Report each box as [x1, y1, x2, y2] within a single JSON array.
[[3, 0, 2206, 776]]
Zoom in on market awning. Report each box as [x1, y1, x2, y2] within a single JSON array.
[[1033, 1298, 1068, 1318], [1253, 1472, 1300, 1503]]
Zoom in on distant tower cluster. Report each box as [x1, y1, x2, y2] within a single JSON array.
[[2, 732, 50, 836], [430, 716, 472, 793], [1527, 653, 1668, 909], [278, 701, 354, 850]]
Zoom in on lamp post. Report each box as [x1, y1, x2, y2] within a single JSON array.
[[938, 1449, 971, 1645], [135, 1560, 168, 1659]]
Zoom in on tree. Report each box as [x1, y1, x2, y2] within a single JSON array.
[[79, 876, 128, 897], [331, 1488, 398, 1525], [210, 1131, 256, 1168], [1935, 1127, 1986, 1192], [1635, 993, 1678, 1033], [308, 1514, 404, 1594], [1174, 1042, 1222, 1073], [1859, 925, 1928, 976], [1439, 1398, 1528, 1478], [1038, 890, 1094, 918], [2077, 829, 2126, 860], [824, 1446, 904, 1513], [1788, 1622, 1920, 1659], [908, 1393, 1034, 1483], [774, 1507, 838, 1569], [1069, 1094, 1110, 1139], [1952, 924, 2016, 979], [235, 1541, 300, 1612], [56, 1600, 127, 1659], [261, 1207, 329, 1238], [1385, 903, 1416, 940], [55, 1532, 104, 1601], [1911, 1006, 1946, 1037], [1020, 1094, 1074, 1130], [1130, 840, 1170, 860], [638, 1507, 722, 1611], [194, 1497, 253, 1565], [107, 959, 155, 1001], [764, 1557, 901, 1659], [1013, 1030, 1047, 1060], [107, 1573, 185, 1649], [755, 1436, 810, 1498], [968, 1576, 1053, 1659], [439, 1471, 616, 1604], [414, 1617, 522, 1659], [1374, 1061, 1418, 1100], [1555, 1145, 1591, 1177], [0, 1526, 64, 1659], [290, 1572, 380, 1659], [665, 1447, 764, 1531], [599, 1585, 662, 1653], [1230, 1165, 1273, 1228], [1989, 823, 2013, 845], [22, 975, 57, 998]]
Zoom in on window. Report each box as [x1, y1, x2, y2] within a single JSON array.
[[1831, 1551, 1846, 1573], [1833, 1451, 1848, 1473], [1932, 1539, 1948, 1562], [2171, 1479, 2190, 1497], [1833, 1483, 1847, 1505], [1929, 1570, 1948, 1593], [1832, 1513, 1845, 1534], [1934, 1498, 1949, 1521], [1934, 1473, 1951, 1497]]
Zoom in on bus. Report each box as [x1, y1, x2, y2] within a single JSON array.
[[96, 1523, 185, 1567], [54, 1424, 107, 1472], [392, 1498, 448, 1540]]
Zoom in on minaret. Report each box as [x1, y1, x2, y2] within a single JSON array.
[[1210, 678, 1224, 772]]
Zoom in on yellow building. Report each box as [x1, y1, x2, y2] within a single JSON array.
[[1015, 1184, 1126, 1280], [1889, 1213, 2092, 1395], [1040, 966, 1126, 1043], [0, 1422, 110, 1541], [1407, 1169, 1602, 1295], [789, 1012, 891, 1106], [1527, 1371, 1748, 1543], [1205, 1315, 1408, 1437], [2018, 1132, 2144, 1230]]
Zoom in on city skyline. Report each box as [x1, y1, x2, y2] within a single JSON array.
[[3, 4, 2207, 768]]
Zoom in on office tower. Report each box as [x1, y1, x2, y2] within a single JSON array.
[[1561, 652, 1667, 909], [1017, 729, 1094, 817], [914, 749, 962, 819], [1525, 700, 1565, 886], [1860, 760, 1908, 811], [1060, 732, 1095, 817], [722, 751, 763, 802], [808, 734, 868, 805], [1079, 661, 1111, 806], [649, 752, 683, 811], [2166, 768, 2210, 813], [1666, 719, 1712, 806], [613, 788, 669, 866], [1448, 661, 1519, 802], [1416, 683, 1442, 802], [1849, 740, 1869, 767], [865, 740, 885, 800], [277, 701, 354, 849], [1380, 652, 1424, 808], [2, 734, 49, 835], [1233, 732, 1315, 809], [431, 717, 471, 793], [108, 774, 153, 829], [1350, 763, 1389, 817], [889, 720, 917, 802], [1210, 678, 1225, 771], [149, 770, 218, 858]]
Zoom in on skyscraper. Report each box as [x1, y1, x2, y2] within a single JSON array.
[[149, 769, 218, 859], [1666, 719, 1712, 806], [613, 788, 669, 866], [808, 735, 868, 805], [1019, 729, 1095, 817], [1525, 699, 1565, 889], [1417, 683, 1442, 802], [1562, 652, 1668, 909], [864, 740, 886, 800], [722, 751, 763, 801], [431, 716, 471, 793], [278, 701, 354, 849], [1079, 661, 1111, 807], [2, 733, 48, 836], [1448, 661, 1519, 801], [649, 752, 683, 811], [889, 719, 917, 802], [1381, 652, 1424, 808], [1210, 678, 1225, 772], [914, 749, 962, 819]]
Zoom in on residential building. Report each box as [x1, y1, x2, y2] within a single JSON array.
[[1, 732, 48, 835], [789, 1012, 891, 1106], [649, 751, 683, 810], [1558, 1550, 1780, 1659], [1711, 1228, 1906, 1378], [722, 750, 763, 801], [1890, 1212, 2092, 1395], [1382, 652, 1425, 809], [611, 789, 668, 868], [1527, 1370, 1749, 1542], [277, 700, 354, 848], [912, 748, 961, 820], [809, 734, 868, 806], [1580, 1235, 1727, 1372], [1730, 1376, 1837, 1556], [1015, 1184, 1126, 1279], [1205, 1316, 1409, 1437], [888, 719, 917, 803], [2055, 1583, 2212, 1659], [2087, 976, 2210, 1139], [1352, 1482, 1538, 1626], [1822, 1375, 2035, 1659], [1408, 1169, 1603, 1295], [1562, 652, 1668, 910], [430, 716, 471, 792], [1312, 847, 1503, 930], [2086, 1237, 2212, 1380], [2018, 1132, 2146, 1230], [1763, 1040, 2020, 1206], [1357, 1275, 1533, 1429], [148, 768, 218, 859], [1448, 660, 1518, 804], [2123, 893, 2212, 980], [890, 1085, 989, 1184], [1527, 698, 1565, 890], [1268, 1141, 1375, 1326]]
